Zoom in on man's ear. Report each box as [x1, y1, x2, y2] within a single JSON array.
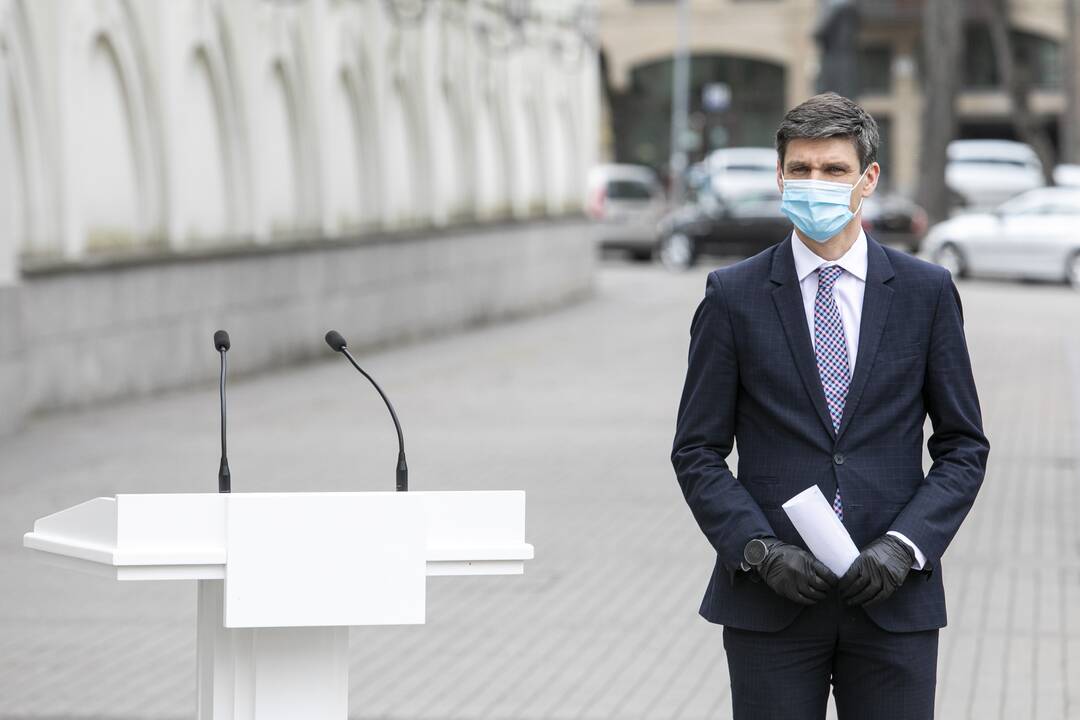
[[863, 162, 881, 196], [776, 161, 785, 194]]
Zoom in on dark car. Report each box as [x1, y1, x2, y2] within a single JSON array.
[[655, 188, 789, 270], [656, 185, 927, 271], [861, 193, 928, 253]]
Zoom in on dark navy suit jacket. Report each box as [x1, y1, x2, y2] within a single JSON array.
[[671, 234, 989, 633]]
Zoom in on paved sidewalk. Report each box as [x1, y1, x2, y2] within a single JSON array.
[[0, 261, 1077, 719]]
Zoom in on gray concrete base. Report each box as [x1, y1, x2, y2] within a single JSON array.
[[0, 285, 25, 435], [2, 218, 596, 429]]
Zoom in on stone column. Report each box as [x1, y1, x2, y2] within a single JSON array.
[[891, 33, 922, 198]]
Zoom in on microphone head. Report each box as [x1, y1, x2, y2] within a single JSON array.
[[325, 330, 348, 352], [214, 330, 231, 352]]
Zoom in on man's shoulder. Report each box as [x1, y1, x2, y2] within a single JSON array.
[[706, 242, 779, 289], [877, 240, 950, 293]]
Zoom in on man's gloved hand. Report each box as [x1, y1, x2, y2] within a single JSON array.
[[756, 538, 839, 605], [839, 534, 916, 607]]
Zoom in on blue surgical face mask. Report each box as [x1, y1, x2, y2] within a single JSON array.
[[780, 165, 870, 243]]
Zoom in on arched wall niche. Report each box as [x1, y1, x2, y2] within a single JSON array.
[[388, 79, 427, 226], [213, 2, 252, 234], [385, 32, 430, 227], [331, 18, 381, 233], [560, 100, 581, 210], [262, 58, 303, 237], [1, 0, 55, 258], [473, 60, 512, 220], [172, 0, 245, 247], [255, 6, 320, 241], [71, 0, 166, 253], [443, 78, 476, 222], [349, 52, 381, 228], [437, 13, 475, 223], [543, 96, 574, 213], [328, 65, 367, 232], [177, 46, 232, 245], [287, 22, 320, 232], [522, 94, 548, 216], [82, 34, 142, 250], [1, 37, 27, 268]]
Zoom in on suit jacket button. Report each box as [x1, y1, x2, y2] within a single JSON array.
[[833, 453, 845, 465]]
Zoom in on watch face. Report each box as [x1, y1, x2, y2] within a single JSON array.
[[744, 539, 768, 566]]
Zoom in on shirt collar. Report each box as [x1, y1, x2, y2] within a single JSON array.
[[791, 228, 868, 283]]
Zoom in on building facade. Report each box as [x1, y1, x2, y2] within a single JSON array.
[[0, 0, 600, 431], [598, 0, 819, 171], [598, 0, 1070, 196], [0, 0, 599, 271]]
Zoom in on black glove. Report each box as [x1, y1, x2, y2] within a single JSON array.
[[755, 537, 839, 605], [839, 534, 916, 607]]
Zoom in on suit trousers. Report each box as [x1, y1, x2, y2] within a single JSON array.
[[722, 590, 939, 720]]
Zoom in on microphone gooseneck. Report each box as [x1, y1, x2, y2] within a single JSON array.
[[324, 330, 409, 491], [215, 330, 231, 493]]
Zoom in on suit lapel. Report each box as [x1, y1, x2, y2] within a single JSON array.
[[770, 237, 837, 439], [835, 236, 895, 442]]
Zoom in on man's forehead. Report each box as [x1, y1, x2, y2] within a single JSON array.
[[783, 138, 859, 166]]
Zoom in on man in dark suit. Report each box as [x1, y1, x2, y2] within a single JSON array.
[[671, 93, 989, 719]]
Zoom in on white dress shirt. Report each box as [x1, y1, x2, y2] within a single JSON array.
[[790, 229, 926, 570]]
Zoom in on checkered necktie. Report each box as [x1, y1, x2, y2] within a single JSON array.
[[814, 265, 849, 520]]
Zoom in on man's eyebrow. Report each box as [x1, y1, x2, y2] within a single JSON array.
[[786, 160, 853, 171]]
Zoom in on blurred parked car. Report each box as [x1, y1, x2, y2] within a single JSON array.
[[586, 164, 668, 261], [703, 146, 779, 200], [656, 184, 928, 271], [862, 193, 928, 253], [1052, 163, 1080, 187], [656, 187, 787, 270], [946, 139, 1045, 213], [921, 186, 1080, 289]]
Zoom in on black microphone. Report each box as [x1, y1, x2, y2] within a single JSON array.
[[214, 330, 231, 493], [324, 330, 408, 491]]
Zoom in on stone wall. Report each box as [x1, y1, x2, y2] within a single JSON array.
[[0, 218, 595, 431], [0, 0, 599, 268]]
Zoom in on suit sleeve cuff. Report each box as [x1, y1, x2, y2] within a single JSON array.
[[887, 531, 926, 570]]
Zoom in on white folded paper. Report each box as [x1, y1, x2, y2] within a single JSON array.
[[781, 485, 860, 577]]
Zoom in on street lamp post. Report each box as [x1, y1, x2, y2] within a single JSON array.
[[668, 0, 690, 206]]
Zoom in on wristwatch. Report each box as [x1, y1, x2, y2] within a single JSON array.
[[741, 537, 773, 572]]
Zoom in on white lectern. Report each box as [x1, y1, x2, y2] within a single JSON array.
[[24, 490, 533, 719]]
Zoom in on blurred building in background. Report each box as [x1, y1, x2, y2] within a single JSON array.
[[597, 0, 819, 173], [598, 0, 1072, 197], [0, 0, 599, 432]]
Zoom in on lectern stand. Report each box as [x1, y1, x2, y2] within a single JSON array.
[[24, 490, 533, 720]]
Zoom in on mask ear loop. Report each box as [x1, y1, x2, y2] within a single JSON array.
[[851, 165, 871, 215]]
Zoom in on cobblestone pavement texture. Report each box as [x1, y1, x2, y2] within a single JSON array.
[[0, 260, 1078, 719]]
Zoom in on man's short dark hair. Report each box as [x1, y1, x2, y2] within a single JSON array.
[[775, 92, 879, 172]]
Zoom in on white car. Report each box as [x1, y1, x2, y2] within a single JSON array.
[[703, 147, 779, 201], [946, 139, 1045, 213], [1052, 163, 1080, 187], [585, 164, 669, 260], [921, 187, 1080, 288]]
